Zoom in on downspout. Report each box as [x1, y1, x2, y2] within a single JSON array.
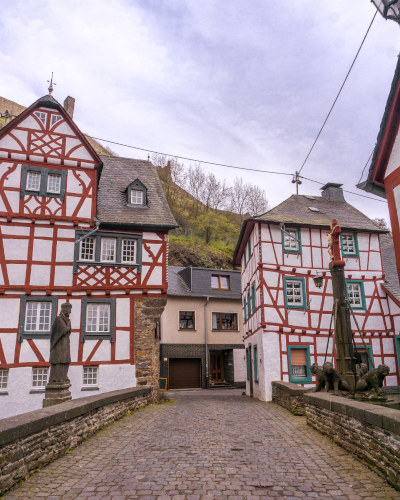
[[205, 295, 209, 389]]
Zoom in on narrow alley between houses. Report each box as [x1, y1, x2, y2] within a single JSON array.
[[2, 390, 399, 500]]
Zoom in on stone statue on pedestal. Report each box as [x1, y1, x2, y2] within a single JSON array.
[[43, 303, 73, 408]]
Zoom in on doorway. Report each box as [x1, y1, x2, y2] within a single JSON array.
[[210, 353, 224, 382]]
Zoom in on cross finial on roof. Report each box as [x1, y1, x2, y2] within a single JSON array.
[[47, 72, 57, 95]]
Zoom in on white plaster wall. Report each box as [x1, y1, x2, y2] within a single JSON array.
[[77, 198, 92, 219], [56, 241, 74, 262], [116, 298, 130, 327], [32, 239, 53, 262], [233, 349, 246, 382], [386, 131, 400, 178], [3, 239, 29, 261], [115, 330, 130, 360], [0, 299, 20, 328], [145, 266, 162, 285], [54, 266, 73, 287], [66, 196, 80, 217], [7, 264, 26, 285], [30, 265, 51, 286]]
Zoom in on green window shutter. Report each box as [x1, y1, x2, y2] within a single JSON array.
[[247, 239, 251, 261], [253, 345, 258, 382], [246, 347, 250, 380], [243, 298, 247, 322], [251, 282, 256, 314], [247, 291, 251, 318]]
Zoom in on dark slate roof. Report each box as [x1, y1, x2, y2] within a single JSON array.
[[380, 234, 400, 301], [168, 266, 241, 299], [97, 155, 178, 229], [255, 194, 386, 232]]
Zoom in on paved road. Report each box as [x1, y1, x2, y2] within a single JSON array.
[[3, 389, 400, 500]]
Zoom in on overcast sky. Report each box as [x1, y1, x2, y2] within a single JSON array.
[[1, 0, 399, 224]]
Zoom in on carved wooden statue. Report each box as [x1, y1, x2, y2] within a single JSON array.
[[49, 302, 72, 383], [323, 361, 350, 395], [310, 363, 325, 392], [356, 364, 390, 396]]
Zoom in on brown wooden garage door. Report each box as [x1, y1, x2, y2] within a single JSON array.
[[169, 358, 201, 389]]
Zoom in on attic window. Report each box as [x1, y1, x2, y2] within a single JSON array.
[[308, 207, 320, 213], [51, 115, 62, 127], [127, 179, 147, 207], [34, 111, 46, 125]]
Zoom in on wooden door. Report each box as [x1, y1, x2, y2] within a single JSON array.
[[169, 358, 201, 389], [210, 353, 224, 382]]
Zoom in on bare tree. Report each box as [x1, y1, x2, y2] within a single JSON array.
[[229, 177, 251, 223], [246, 185, 269, 217]]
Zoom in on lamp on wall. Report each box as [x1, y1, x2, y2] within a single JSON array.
[[313, 271, 323, 289], [371, 0, 400, 23]]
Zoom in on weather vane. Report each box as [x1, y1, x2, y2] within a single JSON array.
[[47, 72, 57, 95]]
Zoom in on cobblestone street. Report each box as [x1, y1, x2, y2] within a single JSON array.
[[2, 389, 400, 500]]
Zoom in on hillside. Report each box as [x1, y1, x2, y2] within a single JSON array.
[[169, 236, 236, 270]]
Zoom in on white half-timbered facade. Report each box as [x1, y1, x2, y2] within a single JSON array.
[[233, 183, 400, 401], [0, 93, 177, 418]]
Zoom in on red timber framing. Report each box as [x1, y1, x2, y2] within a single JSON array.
[[237, 219, 400, 387]]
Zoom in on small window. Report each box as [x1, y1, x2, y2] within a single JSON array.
[[247, 239, 251, 262], [282, 227, 301, 254], [122, 239, 136, 263], [26, 171, 41, 191], [80, 237, 95, 261], [288, 346, 311, 383], [355, 345, 373, 370], [25, 302, 52, 332], [179, 311, 195, 329], [51, 115, 62, 127], [284, 277, 306, 309], [32, 368, 48, 388], [0, 370, 8, 391], [346, 280, 366, 309], [211, 275, 230, 290], [253, 345, 258, 383], [34, 111, 46, 125], [212, 313, 237, 330], [101, 238, 116, 262], [47, 174, 61, 194], [131, 190, 143, 205], [308, 207, 319, 213], [83, 366, 98, 387], [81, 297, 116, 342], [86, 304, 110, 333], [341, 233, 359, 257]]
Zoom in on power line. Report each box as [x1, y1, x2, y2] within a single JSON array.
[[89, 135, 293, 176], [357, 148, 375, 184], [298, 11, 377, 175]]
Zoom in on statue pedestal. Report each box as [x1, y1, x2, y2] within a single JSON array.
[[43, 381, 72, 408]]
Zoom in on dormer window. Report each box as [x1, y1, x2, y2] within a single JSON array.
[[34, 111, 46, 125], [131, 190, 143, 205], [211, 275, 230, 290], [126, 179, 147, 207]]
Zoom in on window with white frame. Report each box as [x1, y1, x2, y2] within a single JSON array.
[[86, 304, 110, 333], [341, 233, 357, 256], [80, 237, 95, 261], [32, 368, 48, 388], [51, 115, 62, 127], [0, 370, 8, 390], [47, 173, 61, 194], [283, 229, 299, 252], [25, 302, 52, 332], [26, 171, 41, 191], [122, 239, 136, 263], [285, 279, 304, 307], [34, 111, 46, 125], [101, 238, 116, 262], [131, 190, 143, 205], [83, 366, 98, 387], [346, 281, 365, 309]]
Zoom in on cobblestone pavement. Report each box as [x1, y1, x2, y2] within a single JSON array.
[[3, 389, 400, 500]]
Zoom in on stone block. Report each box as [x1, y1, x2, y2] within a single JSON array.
[[383, 410, 400, 436], [365, 407, 387, 428], [344, 401, 366, 422]]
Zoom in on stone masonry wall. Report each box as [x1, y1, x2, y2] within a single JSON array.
[[272, 381, 313, 416], [135, 298, 167, 394], [0, 387, 151, 496], [304, 393, 400, 491]]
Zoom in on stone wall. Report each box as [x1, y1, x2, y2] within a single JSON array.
[[135, 297, 167, 393], [0, 387, 151, 496], [304, 392, 400, 491], [272, 381, 313, 415]]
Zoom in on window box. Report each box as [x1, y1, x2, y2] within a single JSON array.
[[211, 275, 230, 290], [212, 313, 238, 331], [19, 295, 58, 342], [345, 280, 366, 310], [288, 346, 312, 384], [340, 232, 359, 258], [284, 277, 306, 309], [21, 165, 67, 201], [282, 227, 301, 254], [74, 230, 142, 274], [81, 297, 116, 343], [179, 311, 195, 330]]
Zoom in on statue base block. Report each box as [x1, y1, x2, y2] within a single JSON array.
[[43, 381, 72, 408], [354, 391, 390, 404]]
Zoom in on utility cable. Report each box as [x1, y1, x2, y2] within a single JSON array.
[[357, 148, 375, 184], [298, 11, 377, 175]]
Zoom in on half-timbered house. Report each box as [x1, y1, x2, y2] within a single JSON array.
[[233, 183, 400, 401], [0, 93, 177, 418]]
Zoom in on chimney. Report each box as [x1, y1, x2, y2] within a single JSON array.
[[320, 182, 345, 201], [63, 96, 75, 119]]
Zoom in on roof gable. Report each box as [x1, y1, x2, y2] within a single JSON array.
[[0, 95, 101, 168]]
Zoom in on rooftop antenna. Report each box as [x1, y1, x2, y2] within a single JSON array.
[[47, 72, 56, 95]]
